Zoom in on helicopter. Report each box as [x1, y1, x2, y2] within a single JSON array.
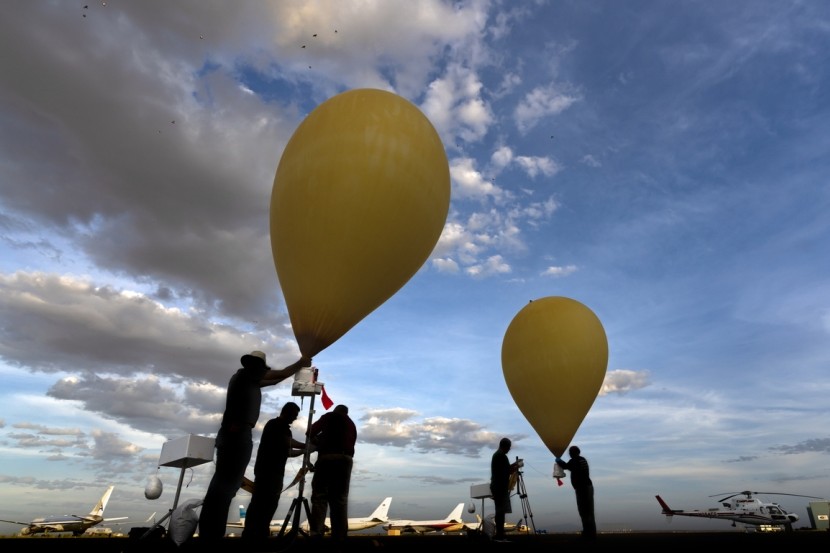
[[655, 491, 824, 532]]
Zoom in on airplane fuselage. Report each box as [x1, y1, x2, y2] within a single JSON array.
[[227, 497, 392, 535], [382, 522, 462, 533], [21, 515, 102, 536]]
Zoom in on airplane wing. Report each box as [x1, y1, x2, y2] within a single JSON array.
[[101, 516, 132, 527], [442, 522, 468, 533]]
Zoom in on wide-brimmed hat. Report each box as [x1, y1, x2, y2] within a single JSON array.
[[241, 350, 269, 369]]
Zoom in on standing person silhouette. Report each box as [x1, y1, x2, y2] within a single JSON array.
[[555, 445, 596, 540], [198, 350, 310, 541], [306, 404, 357, 550], [490, 437, 519, 542], [241, 401, 305, 547]]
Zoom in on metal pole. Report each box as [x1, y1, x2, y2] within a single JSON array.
[[292, 390, 316, 533], [277, 389, 317, 547], [172, 464, 187, 512]]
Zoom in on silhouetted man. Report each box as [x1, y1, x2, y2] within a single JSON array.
[[555, 445, 596, 540]]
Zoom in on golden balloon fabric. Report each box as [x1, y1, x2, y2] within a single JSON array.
[[271, 88, 450, 358]]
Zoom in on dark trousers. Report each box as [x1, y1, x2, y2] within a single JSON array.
[[574, 484, 596, 538], [241, 473, 284, 542], [198, 427, 252, 540], [309, 454, 353, 542], [492, 490, 511, 538]]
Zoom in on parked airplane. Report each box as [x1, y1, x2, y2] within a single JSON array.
[[298, 496, 393, 533], [0, 485, 127, 536], [226, 497, 393, 535], [382, 503, 466, 534], [656, 491, 823, 532], [460, 514, 528, 534]]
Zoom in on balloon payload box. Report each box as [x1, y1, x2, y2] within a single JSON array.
[[553, 463, 566, 479], [158, 434, 215, 468], [292, 366, 323, 397], [470, 483, 492, 499]]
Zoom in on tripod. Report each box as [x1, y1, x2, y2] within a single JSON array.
[[513, 460, 536, 534], [275, 390, 317, 546]]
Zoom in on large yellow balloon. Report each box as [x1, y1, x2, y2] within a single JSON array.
[[270, 88, 450, 358], [501, 296, 608, 457]]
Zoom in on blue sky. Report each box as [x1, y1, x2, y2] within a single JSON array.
[[0, 0, 828, 534]]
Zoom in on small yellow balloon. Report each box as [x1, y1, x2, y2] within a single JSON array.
[[501, 296, 608, 457], [271, 88, 450, 358]]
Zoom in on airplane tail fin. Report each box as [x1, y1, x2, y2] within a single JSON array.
[[447, 503, 465, 522], [369, 497, 393, 521], [90, 486, 115, 517]]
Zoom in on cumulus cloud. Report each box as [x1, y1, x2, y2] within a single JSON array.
[[430, 193, 558, 277], [542, 264, 578, 277], [770, 437, 830, 455], [515, 84, 581, 134], [581, 154, 601, 167], [489, 147, 560, 180], [724, 455, 759, 463], [514, 155, 561, 178], [599, 370, 651, 396], [422, 65, 494, 146], [466, 255, 512, 278], [359, 408, 519, 457], [432, 257, 461, 274], [47, 373, 222, 438], [3, 424, 148, 473], [491, 146, 514, 171], [0, 272, 299, 386], [449, 157, 504, 201], [267, 0, 485, 98]]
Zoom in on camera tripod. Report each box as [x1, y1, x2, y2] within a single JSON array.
[[513, 460, 536, 534]]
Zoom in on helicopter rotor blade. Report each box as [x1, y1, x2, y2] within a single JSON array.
[[708, 491, 752, 498], [751, 492, 825, 499], [709, 491, 751, 502], [709, 490, 824, 503]]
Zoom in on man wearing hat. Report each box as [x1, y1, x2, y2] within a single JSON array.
[[198, 350, 311, 541]]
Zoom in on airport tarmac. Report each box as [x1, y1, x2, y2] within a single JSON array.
[[0, 530, 828, 552]]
